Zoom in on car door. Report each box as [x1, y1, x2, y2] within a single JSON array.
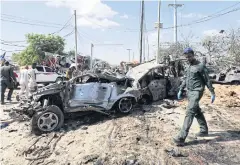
[[35, 66, 46, 83], [69, 82, 99, 107], [44, 66, 58, 82], [95, 83, 112, 104]]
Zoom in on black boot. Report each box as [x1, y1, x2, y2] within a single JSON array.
[[172, 137, 185, 146]]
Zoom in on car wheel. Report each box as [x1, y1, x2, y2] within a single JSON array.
[[31, 105, 64, 135], [55, 77, 63, 83], [118, 97, 133, 114]]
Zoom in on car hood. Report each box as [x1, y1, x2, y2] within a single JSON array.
[[33, 82, 65, 96], [126, 61, 166, 81]]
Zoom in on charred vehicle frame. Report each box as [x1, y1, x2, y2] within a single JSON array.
[[27, 72, 137, 135]]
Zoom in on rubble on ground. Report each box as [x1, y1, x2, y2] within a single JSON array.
[[1, 84, 239, 165]]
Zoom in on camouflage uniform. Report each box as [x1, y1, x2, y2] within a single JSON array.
[[177, 60, 215, 141]]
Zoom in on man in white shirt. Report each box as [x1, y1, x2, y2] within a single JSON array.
[[28, 63, 38, 94], [19, 65, 29, 100]]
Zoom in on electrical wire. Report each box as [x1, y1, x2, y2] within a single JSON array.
[[1, 42, 26, 47], [0, 19, 66, 28], [0, 39, 26, 43], [0, 48, 24, 52], [1, 14, 64, 26], [51, 15, 74, 35], [191, 2, 240, 22], [62, 29, 75, 38], [146, 7, 240, 32]]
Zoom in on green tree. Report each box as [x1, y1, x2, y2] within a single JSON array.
[[12, 33, 65, 65]]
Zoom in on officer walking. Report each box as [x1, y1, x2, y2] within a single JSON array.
[[0, 61, 17, 104], [173, 48, 215, 146]]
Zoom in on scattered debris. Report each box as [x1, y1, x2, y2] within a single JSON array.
[[164, 147, 189, 157]]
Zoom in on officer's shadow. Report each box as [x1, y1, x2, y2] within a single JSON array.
[[185, 130, 240, 146]]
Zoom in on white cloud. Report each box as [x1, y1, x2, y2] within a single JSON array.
[[77, 17, 120, 29], [120, 14, 129, 19], [179, 13, 207, 19], [202, 29, 220, 36], [46, 0, 119, 29]]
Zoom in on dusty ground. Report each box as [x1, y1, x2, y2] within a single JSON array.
[[0, 84, 240, 165]]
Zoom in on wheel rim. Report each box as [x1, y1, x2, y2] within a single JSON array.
[[37, 112, 59, 132], [118, 98, 133, 113]]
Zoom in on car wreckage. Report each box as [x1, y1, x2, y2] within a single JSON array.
[[18, 61, 183, 135]]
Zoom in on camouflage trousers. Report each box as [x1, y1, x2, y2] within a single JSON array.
[[177, 90, 208, 141]]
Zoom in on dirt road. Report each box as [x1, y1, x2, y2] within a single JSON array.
[[1, 85, 240, 165]]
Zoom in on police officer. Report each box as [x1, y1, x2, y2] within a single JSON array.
[[173, 48, 215, 146], [1, 61, 17, 104]]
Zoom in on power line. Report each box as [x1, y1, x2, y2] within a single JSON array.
[[1, 13, 64, 26], [192, 2, 240, 22], [63, 29, 75, 38], [1, 42, 27, 47], [0, 19, 66, 28], [51, 15, 74, 35], [0, 48, 24, 52], [152, 7, 240, 31], [144, 5, 240, 32], [0, 39, 26, 43]]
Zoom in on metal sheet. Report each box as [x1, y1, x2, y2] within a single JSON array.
[[148, 79, 166, 101]]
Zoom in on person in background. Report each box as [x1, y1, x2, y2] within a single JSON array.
[[173, 48, 215, 146], [72, 64, 82, 77], [28, 63, 38, 94], [71, 66, 76, 78], [66, 67, 73, 80], [19, 65, 29, 100], [0, 61, 17, 104]]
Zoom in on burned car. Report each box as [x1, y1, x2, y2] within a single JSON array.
[[214, 67, 240, 85], [28, 72, 137, 135], [125, 61, 183, 104]]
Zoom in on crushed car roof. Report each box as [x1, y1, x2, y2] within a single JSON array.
[[126, 61, 166, 80]]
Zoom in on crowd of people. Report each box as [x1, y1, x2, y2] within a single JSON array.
[[0, 62, 38, 104]]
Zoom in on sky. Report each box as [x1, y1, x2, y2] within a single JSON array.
[[1, 0, 240, 65]]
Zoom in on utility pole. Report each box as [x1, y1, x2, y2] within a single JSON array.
[[139, 0, 144, 63], [74, 10, 78, 70], [156, 0, 161, 64], [147, 41, 149, 61], [168, 0, 183, 43], [132, 52, 135, 61], [127, 49, 131, 62], [90, 43, 94, 69]]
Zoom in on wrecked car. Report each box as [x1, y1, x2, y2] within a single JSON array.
[[125, 61, 183, 104], [214, 67, 240, 85], [27, 73, 137, 135]]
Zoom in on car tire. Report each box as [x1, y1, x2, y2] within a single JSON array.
[[117, 97, 134, 114], [31, 105, 64, 135]]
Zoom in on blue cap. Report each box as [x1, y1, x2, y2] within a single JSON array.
[[183, 48, 194, 54]]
